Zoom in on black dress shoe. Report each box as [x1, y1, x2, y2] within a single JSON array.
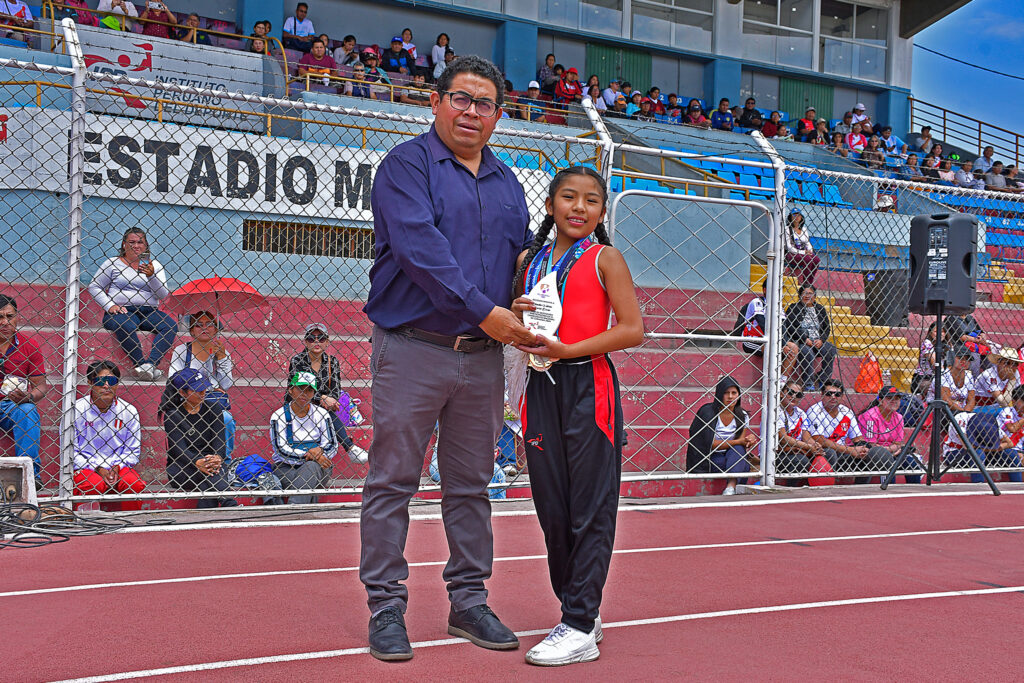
[[448, 604, 519, 650], [368, 606, 413, 661]]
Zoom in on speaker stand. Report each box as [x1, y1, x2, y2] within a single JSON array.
[[881, 302, 999, 495]]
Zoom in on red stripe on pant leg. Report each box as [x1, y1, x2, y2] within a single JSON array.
[[592, 354, 614, 444]]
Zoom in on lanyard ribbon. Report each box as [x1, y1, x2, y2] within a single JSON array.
[[524, 237, 592, 338]]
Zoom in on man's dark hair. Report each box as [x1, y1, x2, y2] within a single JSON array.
[[435, 55, 505, 105], [0, 294, 16, 311], [343, 34, 355, 43], [86, 359, 121, 384], [798, 283, 817, 296], [993, 161, 1004, 169], [296, 2, 308, 10], [746, 97, 755, 104], [621, 81, 631, 89], [719, 97, 729, 105], [311, 38, 324, 48], [822, 379, 844, 393], [545, 52, 554, 60]]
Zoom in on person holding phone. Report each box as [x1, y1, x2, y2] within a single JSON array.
[[88, 228, 177, 381], [139, 0, 176, 39]]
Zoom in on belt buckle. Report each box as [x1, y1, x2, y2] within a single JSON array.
[[453, 334, 473, 352]]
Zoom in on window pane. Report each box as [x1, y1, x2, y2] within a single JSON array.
[[820, 0, 854, 39], [672, 10, 712, 52], [632, 4, 673, 45], [855, 6, 888, 46], [743, 0, 777, 24], [675, 0, 713, 12], [540, 0, 579, 28], [820, 37, 853, 78], [581, 0, 622, 35], [742, 22, 776, 62], [779, 0, 813, 32], [776, 29, 812, 68], [503, 0, 539, 20], [854, 43, 886, 81], [461, 0, 502, 10]]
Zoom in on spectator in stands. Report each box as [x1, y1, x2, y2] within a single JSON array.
[[362, 49, 393, 99], [922, 145, 943, 177], [517, 81, 547, 122], [773, 124, 794, 142], [554, 67, 583, 105], [1004, 165, 1024, 192], [343, 61, 372, 98], [851, 102, 873, 134], [860, 135, 885, 170], [430, 33, 449, 80], [332, 34, 359, 66], [96, 0, 136, 29], [796, 107, 816, 138], [247, 19, 268, 46], [61, 0, 99, 27], [177, 13, 211, 45], [857, 386, 921, 483], [845, 122, 867, 152], [283, 2, 315, 52], [914, 126, 934, 155], [620, 81, 633, 99], [161, 368, 237, 507], [139, 0, 176, 39], [827, 132, 848, 158], [0, 294, 44, 481], [586, 85, 606, 114], [0, 0, 33, 42], [914, 322, 937, 393], [975, 145, 995, 174], [298, 38, 337, 84], [808, 379, 892, 484], [927, 346, 975, 412], [647, 87, 666, 115], [806, 119, 829, 145], [400, 27, 416, 59], [601, 78, 620, 107], [985, 161, 1008, 191], [745, 112, 763, 133], [738, 280, 799, 381], [538, 53, 557, 94], [684, 98, 709, 128], [625, 92, 642, 117], [605, 94, 628, 119], [937, 159, 956, 184], [949, 406, 1024, 483], [975, 348, 1020, 408], [879, 126, 908, 156], [269, 371, 339, 505], [249, 37, 268, 54], [285, 323, 368, 464], [686, 376, 756, 495], [88, 228, 175, 382], [382, 35, 414, 75], [710, 98, 733, 131], [73, 360, 145, 509], [833, 112, 853, 136], [776, 379, 827, 483], [665, 93, 682, 119], [945, 313, 989, 375], [784, 284, 836, 392], [631, 97, 656, 122], [736, 97, 759, 128], [168, 310, 235, 458], [898, 154, 929, 182], [761, 111, 781, 138], [399, 71, 432, 106], [784, 207, 819, 286], [954, 159, 985, 189]]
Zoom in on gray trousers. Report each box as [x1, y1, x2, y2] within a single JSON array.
[[274, 460, 328, 504], [359, 326, 503, 614]]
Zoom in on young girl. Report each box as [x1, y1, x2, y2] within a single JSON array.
[[511, 167, 644, 667]]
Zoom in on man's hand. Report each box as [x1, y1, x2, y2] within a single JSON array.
[[96, 466, 118, 486], [305, 446, 324, 461], [813, 340, 823, 349], [516, 334, 571, 359], [5, 387, 31, 404], [851, 445, 868, 458], [479, 306, 536, 346], [108, 305, 128, 315], [195, 455, 222, 475], [510, 296, 535, 321], [805, 339, 814, 347]]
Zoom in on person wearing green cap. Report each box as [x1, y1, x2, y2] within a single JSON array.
[[268, 371, 339, 504]]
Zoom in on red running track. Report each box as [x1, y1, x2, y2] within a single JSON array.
[[6, 490, 1024, 681]]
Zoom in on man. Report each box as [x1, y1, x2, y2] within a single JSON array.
[[737, 97, 759, 128], [601, 78, 620, 107], [776, 379, 826, 483], [737, 280, 798, 381], [878, 126, 908, 156], [851, 102, 873, 134], [517, 80, 547, 123], [282, 2, 315, 52], [915, 126, 934, 155], [399, 71, 431, 106], [382, 35, 414, 75], [797, 106, 816, 138], [631, 97, 656, 122], [954, 159, 985, 190], [605, 93, 628, 119], [0, 294, 45, 482], [975, 145, 995, 174], [710, 98, 733, 131], [807, 379, 894, 484], [833, 111, 853, 136], [783, 284, 836, 392], [343, 61, 371, 98], [177, 13, 211, 45], [360, 55, 535, 661], [985, 161, 1007, 191], [297, 39, 337, 83], [620, 81, 632, 99], [554, 66, 583, 104]]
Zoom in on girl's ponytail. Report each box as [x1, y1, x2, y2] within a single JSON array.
[[512, 214, 555, 296]]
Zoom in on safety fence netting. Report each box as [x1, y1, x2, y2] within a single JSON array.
[[773, 165, 1024, 485]]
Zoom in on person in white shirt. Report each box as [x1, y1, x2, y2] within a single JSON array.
[[431, 32, 449, 79], [954, 160, 985, 190], [851, 102, 873, 134], [282, 2, 315, 52], [974, 348, 1020, 408], [775, 379, 827, 482], [268, 371, 338, 504], [974, 146, 995, 175], [948, 400, 1024, 483], [807, 379, 893, 483], [0, 0, 34, 42], [87, 227, 175, 381], [601, 79, 620, 108], [400, 27, 416, 59], [928, 347, 975, 412], [73, 360, 146, 509]]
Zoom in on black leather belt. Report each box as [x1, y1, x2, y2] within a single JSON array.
[[394, 326, 499, 353]]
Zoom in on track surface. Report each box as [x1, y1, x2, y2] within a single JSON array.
[[6, 490, 1024, 681]]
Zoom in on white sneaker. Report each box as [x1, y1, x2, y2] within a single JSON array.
[[722, 485, 736, 496], [133, 364, 153, 381], [525, 623, 599, 667], [149, 366, 165, 381], [348, 445, 369, 464], [592, 615, 603, 644], [502, 464, 518, 478]]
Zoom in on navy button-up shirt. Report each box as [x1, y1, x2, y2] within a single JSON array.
[[364, 125, 531, 336]]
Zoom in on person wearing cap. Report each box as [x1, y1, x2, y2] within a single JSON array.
[[784, 207, 819, 286], [605, 93, 628, 119], [601, 78, 620, 108], [878, 126, 908, 157], [833, 111, 853, 136], [516, 81, 547, 123], [382, 35, 413, 75], [974, 348, 1021, 409], [282, 2, 315, 52], [286, 323, 368, 464], [805, 118, 829, 145], [160, 368, 237, 508], [554, 66, 583, 105], [361, 55, 533, 660], [797, 107, 816, 139], [625, 91, 642, 117], [946, 403, 1024, 483], [710, 97, 733, 131], [361, 49, 393, 99], [737, 97, 759, 128], [857, 386, 922, 484], [851, 102, 873, 134], [268, 371, 339, 504], [631, 97, 656, 122]]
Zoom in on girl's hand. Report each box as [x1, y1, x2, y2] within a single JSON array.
[[515, 334, 572, 359], [511, 296, 535, 321]]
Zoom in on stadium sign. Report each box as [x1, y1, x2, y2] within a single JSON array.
[[76, 25, 266, 132]]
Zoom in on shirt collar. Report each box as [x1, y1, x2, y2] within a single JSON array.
[[426, 125, 502, 179]]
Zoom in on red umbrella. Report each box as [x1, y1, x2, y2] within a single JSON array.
[[165, 277, 266, 316]]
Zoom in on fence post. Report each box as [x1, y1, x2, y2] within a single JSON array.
[[58, 17, 86, 503], [750, 131, 786, 488], [581, 97, 615, 221]]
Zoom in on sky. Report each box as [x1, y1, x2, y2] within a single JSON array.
[[911, 0, 1024, 139]]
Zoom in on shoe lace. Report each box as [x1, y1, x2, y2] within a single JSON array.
[[545, 623, 571, 643], [376, 608, 402, 628]]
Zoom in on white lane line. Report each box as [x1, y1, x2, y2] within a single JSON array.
[[8, 524, 1023, 600], [114, 488, 1024, 533], [50, 584, 1024, 683]]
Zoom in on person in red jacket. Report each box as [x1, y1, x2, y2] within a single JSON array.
[[554, 67, 583, 105]]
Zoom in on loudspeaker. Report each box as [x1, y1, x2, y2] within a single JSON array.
[[909, 213, 977, 315]]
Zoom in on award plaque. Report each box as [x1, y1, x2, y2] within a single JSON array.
[[523, 271, 562, 371]]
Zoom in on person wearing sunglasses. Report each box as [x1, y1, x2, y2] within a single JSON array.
[[857, 386, 922, 484], [344, 62, 372, 99], [808, 379, 895, 484], [72, 360, 146, 508], [285, 322, 367, 464], [775, 379, 826, 484]]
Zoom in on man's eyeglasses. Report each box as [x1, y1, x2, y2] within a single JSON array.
[[92, 376, 119, 387], [785, 388, 803, 399], [305, 334, 328, 343], [442, 90, 499, 118], [823, 390, 843, 397]]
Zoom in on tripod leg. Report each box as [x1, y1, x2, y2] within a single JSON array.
[[943, 404, 1000, 496], [882, 403, 934, 490]]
